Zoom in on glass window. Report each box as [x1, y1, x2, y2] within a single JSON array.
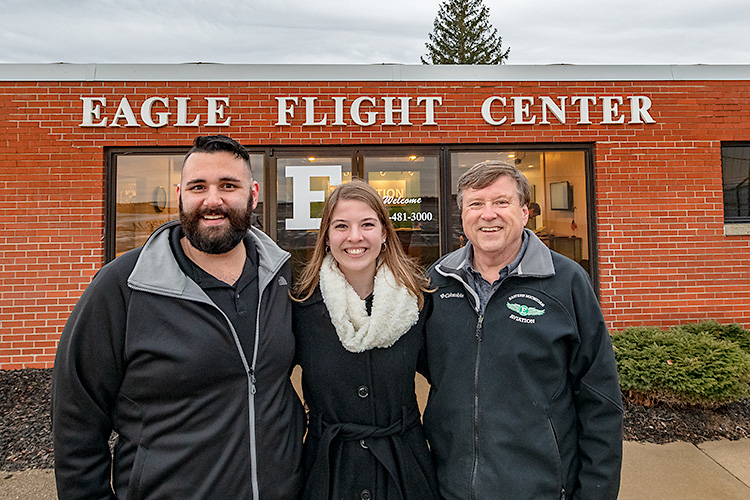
[[276, 156, 354, 275], [115, 155, 183, 257], [722, 144, 750, 223], [108, 146, 596, 283], [450, 150, 591, 273], [112, 151, 264, 258], [363, 154, 440, 267], [249, 153, 265, 231]]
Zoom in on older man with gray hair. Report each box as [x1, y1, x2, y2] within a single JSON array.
[[423, 160, 623, 500]]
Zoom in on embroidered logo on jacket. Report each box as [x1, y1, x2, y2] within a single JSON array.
[[506, 302, 545, 317], [439, 292, 464, 300], [278, 276, 288, 286], [506, 293, 546, 324]]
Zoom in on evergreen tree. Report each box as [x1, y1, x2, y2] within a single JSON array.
[[421, 0, 510, 65]]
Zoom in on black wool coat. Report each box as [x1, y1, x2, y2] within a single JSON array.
[[293, 289, 439, 500]]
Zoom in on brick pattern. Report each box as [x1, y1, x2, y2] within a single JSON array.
[[2, 79, 749, 368]]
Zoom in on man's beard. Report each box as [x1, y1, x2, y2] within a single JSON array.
[[179, 197, 254, 254]]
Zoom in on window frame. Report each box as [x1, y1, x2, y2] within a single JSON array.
[[444, 143, 598, 291], [105, 142, 598, 290], [105, 147, 187, 262], [721, 142, 750, 227]]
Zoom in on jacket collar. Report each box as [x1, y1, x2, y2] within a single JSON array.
[[127, 220, 290, 298], [436, 229, 556, 281]]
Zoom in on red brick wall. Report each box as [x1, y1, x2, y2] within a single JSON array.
[[2, 78, 749, 369]]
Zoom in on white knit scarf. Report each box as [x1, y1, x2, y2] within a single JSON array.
[[318, 254, 419, 353]]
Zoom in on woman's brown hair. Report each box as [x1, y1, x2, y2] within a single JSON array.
[[292, 179, 431, 309]]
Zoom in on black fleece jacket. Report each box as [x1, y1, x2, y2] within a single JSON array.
[[423, 230, 623, 500], [52, 221, 305, 500]]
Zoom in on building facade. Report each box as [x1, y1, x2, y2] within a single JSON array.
[[1, 63, 749, 369]]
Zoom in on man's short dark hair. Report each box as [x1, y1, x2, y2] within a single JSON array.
[[184, 135, 253, 176]]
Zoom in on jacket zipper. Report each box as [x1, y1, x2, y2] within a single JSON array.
[[247, 249, 288, 500], [206, 303, 258, 499], [130, 225, 290, 500], [248, 368, 256, 394], [247, 282, 267, 500], [470, 314, 484, 500]]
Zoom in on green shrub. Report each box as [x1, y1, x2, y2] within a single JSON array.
[[674, 320, 750, 354], [611, 325, 750, 406]]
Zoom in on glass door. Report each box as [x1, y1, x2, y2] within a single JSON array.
[[275, 154, 355, 275], [362, 153, 440, 268]]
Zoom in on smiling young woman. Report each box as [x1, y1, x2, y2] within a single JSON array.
[[291, 180, 438, 500]]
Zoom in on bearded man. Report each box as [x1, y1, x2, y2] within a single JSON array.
[[52, 135, 304, 500]]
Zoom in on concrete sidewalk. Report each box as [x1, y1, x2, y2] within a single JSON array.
[[619, 439, 750, 499], [2, 439, 749, 499]]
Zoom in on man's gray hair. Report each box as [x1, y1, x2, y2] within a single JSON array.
[[456, 160, 531, 210]]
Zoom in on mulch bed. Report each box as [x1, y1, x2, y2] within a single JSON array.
[[623, 397, 750, 444], [2, 368, 749, 471], [2, 369, 54, 471]]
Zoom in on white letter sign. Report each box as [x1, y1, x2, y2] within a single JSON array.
[[205, 97, 231, 126], [628, 96, 656, 124], [141, 97, 170, 128], [276, 97, 298, 126], [481, 96, 507, 125], [80, 97, 107, 127], [110, 97, 139, 127], [285, 165, 342, 230]]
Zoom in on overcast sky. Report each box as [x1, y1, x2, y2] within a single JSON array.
[[2, 0, 749, 66]]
